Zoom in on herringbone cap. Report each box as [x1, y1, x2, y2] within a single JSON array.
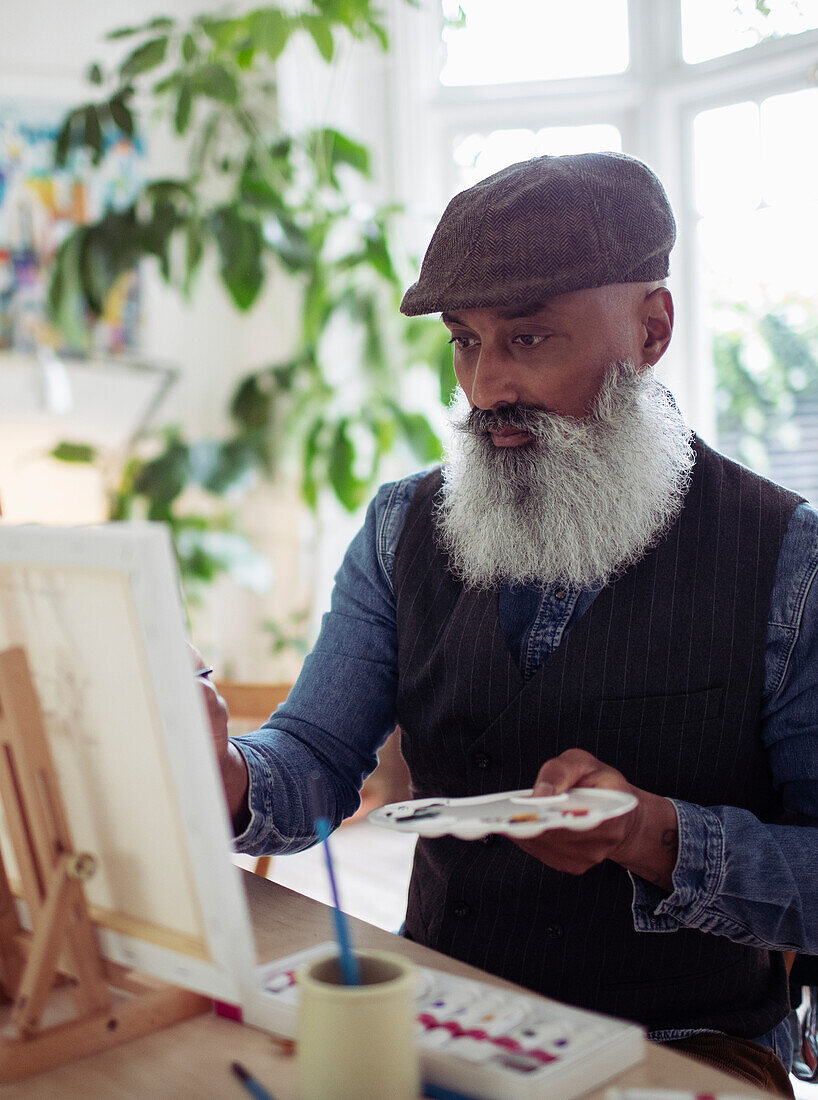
[[400, 152, 676, 316]]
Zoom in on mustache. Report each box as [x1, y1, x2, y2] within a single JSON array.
[[453, 403, 552, 437]]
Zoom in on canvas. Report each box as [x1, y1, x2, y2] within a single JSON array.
[[0, 520, 258, 1004]]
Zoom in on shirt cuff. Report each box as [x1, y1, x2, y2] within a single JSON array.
[[630, 799, 726, 933], [230, 737, 278, 855]]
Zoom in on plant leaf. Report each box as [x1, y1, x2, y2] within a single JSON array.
[[262, 213, 312, 272], [79, 232, 122, 314], [143, 178, 193, 201], [249, 8, 290, 61], [325, 127, 370, 176], [87, 63, 104, 85], [134, 439, 190, 514], [184, 217, 205, 294], [328, 418, 369, 510], [106, 26, 140, 40], [211, 205, 265, 310], [48, 227, 91, 349], [120, 36, 168, 80], [302, 15, 334, 61], [395, 410, 442, 463], [439, 345, 458, 404], [108, 93, 135, 137], [367, 19, 389, 50], [198, 16, 244, 48], [182, 32, 197, 62], [199, 439, 259, 494], [73, 205, 153, 314], [306, 127, 370, 189], [50, 441, 97, 463], [175, 528, 272, 593], [373, 415, 396, 454], [152, 72, 182, 95], [190, 63, 239, 104], [146, 198, 184, 280], [301, 417, 326, 510], [363, 231, 395, 280], [83, 106, 103, 164], [175, 80, 193, 133], [231, 372, 272, 429], [54, 111, 78, 167], [239, 156, 285, 209]]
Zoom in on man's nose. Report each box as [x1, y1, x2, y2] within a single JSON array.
[[467, 347, 520, 410]]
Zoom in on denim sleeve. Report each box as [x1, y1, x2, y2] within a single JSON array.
[[231, 474, 422, 857], [631, 502, 818, 949]]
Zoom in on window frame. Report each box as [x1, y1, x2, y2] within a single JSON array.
[[387, 0, 818, 433]]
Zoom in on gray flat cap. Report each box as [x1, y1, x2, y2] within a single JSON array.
[[400, 151, 676, 316]]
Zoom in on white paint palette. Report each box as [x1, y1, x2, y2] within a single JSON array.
[[368, 787, 638, 840]]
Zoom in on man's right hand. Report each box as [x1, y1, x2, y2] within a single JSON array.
[[189, 646, 250, 827]]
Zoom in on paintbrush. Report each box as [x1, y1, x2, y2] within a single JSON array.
[[309, 772, 361, 986]]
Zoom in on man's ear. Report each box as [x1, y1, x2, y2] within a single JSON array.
[[640, 287, 674, 367]]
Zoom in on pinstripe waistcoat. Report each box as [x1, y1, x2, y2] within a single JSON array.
[[393, 436, 803, 1035]]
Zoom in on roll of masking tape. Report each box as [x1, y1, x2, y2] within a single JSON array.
[[297, 948, 420, 1100]]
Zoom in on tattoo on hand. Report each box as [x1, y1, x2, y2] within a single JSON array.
[[661, 828, 678, 854]]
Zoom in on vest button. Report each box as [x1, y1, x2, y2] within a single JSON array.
[[453, 904, 469, 919], [554, 588, 567, 600], [544, 924, 563, 938], [473, 752, 491, 769]]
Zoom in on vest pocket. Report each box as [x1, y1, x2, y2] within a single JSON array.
[[597, 685, 723, 731]]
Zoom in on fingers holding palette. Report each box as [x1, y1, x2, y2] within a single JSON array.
[[368, 787, 638, 839]]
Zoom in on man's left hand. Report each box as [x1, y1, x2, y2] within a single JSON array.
[[511, 748, 679, 891]]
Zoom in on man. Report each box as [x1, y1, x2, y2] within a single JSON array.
[[203, 152, 818, 1096]]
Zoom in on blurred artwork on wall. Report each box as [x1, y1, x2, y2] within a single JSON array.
[[0, 101, 143, 355]]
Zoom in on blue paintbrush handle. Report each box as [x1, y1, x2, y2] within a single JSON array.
[[423, 1084, 484, 1100], [315, 815, 361, 985], [231, 1061, 277, 1100]]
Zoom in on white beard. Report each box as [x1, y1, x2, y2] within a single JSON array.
[[436, 363, 695, 591]]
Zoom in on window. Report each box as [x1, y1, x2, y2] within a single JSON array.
[[391, 0, 818, 502], [453, 125, 622, 190], [695, 88, 818, 500], [682, 0, 818, 63], [440, 0, 629, 85]]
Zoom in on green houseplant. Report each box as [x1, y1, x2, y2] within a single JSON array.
[[49, 0, 453, 594]]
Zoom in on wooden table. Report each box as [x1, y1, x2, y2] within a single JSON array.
[[7, 871, 774, 1098]]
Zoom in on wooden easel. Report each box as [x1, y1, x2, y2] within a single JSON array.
[[0, 646, 211, 1083]]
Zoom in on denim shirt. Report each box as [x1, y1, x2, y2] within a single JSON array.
[[233, 472, 818, 1062]]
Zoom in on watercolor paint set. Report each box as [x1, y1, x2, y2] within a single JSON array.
[[368, 786, 638, 840], [258, 942, 644, 1100]]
